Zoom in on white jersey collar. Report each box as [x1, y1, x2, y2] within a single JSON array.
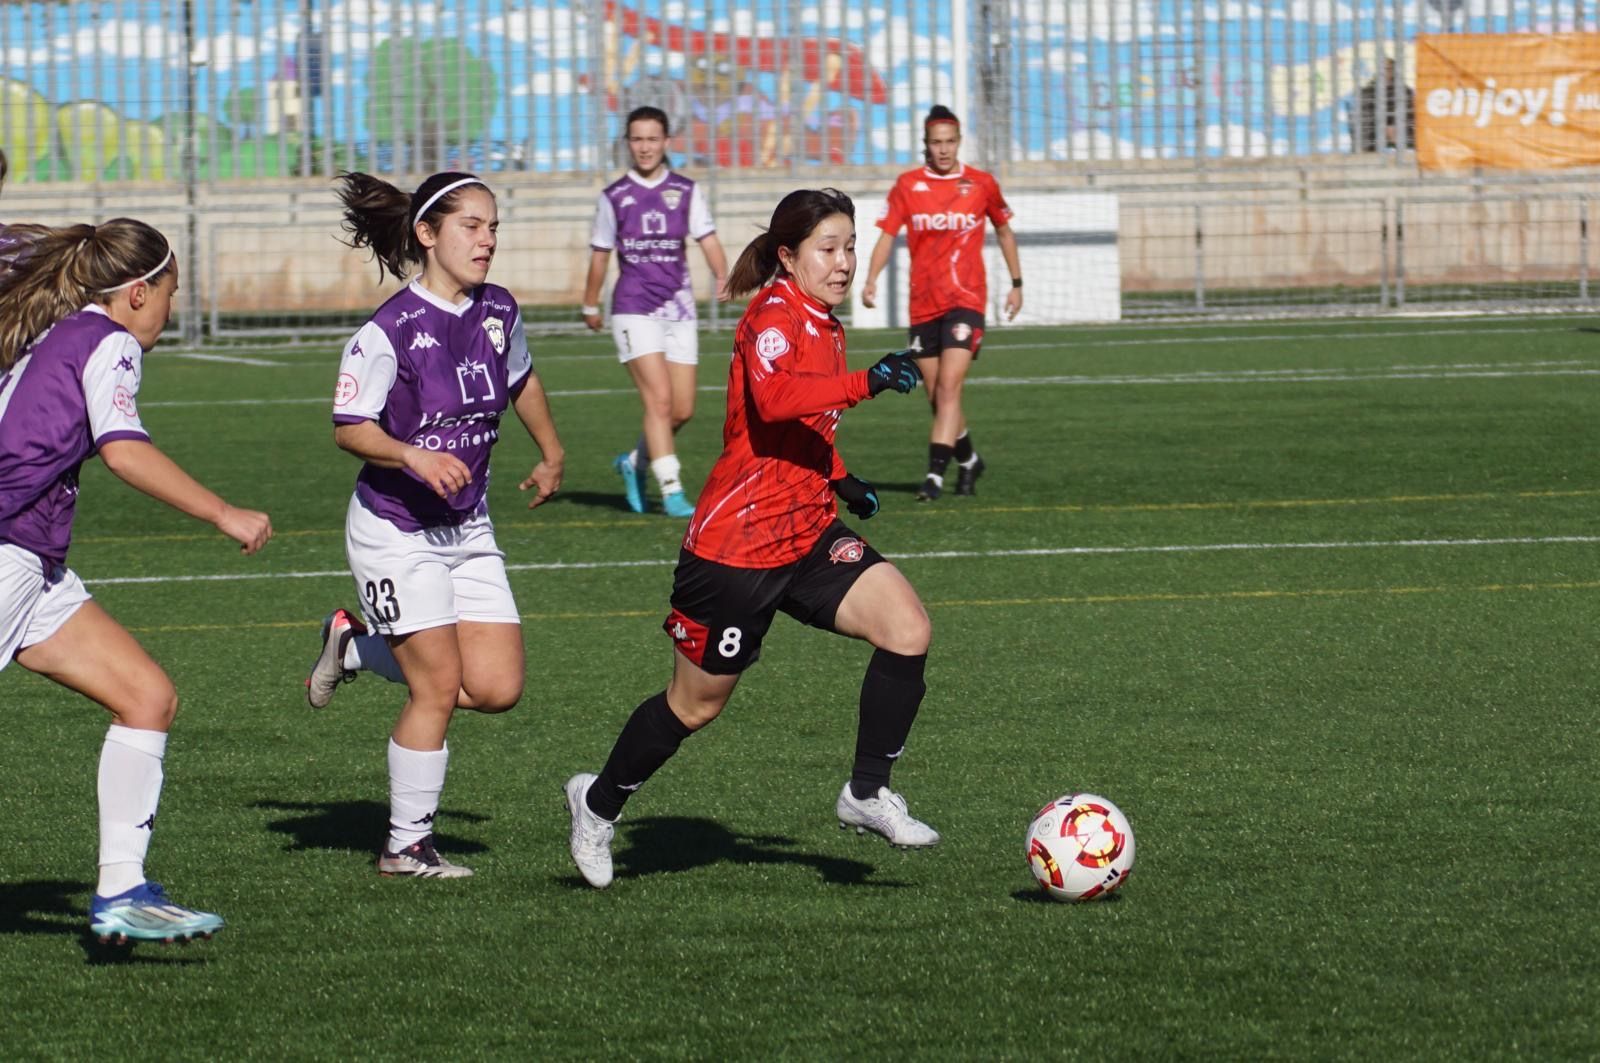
[[408, 278, 475, 317], [627, 167, 673, 189]]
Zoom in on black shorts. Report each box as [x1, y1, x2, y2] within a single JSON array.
[[910, 307, 986, 359], [663, 521, 886, 675]]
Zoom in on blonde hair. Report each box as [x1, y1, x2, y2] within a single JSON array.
[[0, 218, 173, 371]]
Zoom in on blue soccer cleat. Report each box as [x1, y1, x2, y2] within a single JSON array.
[[661, 490, 696, 518], [89, 881, 224, 945], [614, 452, 647, 514]]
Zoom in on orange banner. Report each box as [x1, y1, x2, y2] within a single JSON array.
[[1417, 33, 1600, 171]]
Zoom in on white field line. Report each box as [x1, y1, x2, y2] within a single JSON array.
[[81, 534, 1600, 587], [167, 352, 286, 367], [138, 359, 1600, 409], [979, 324, 1568, 352]]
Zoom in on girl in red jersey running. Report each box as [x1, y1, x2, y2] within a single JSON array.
[[563, 188, 935, 889], [861, 105, 1024, 501]]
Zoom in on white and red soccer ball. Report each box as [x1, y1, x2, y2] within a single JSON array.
[[1025, 793, 1135, 902]]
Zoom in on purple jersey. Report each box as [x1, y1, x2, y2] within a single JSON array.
[[0, 306, 151, 567], [332, 280, 533, 533], [590, 170, 716, 320]]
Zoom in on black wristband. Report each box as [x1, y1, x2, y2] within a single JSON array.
[[1011, 277, 1023, 289]]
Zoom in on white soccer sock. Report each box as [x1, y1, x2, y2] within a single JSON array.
[[344, 632, 406, 684], [387, 738, 448, 851], [650, 454, 684, 496], [96, 725, 167, 897]]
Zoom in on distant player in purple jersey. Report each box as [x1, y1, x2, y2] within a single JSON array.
[[582, 106, 730, 518], [0, 218, 273, 944], [304, 171, 566, 879]]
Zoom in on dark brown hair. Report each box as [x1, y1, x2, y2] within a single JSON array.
[[335, 170, 489, 283], [726, 188, 855, 298], [0, 218, 173, 370]]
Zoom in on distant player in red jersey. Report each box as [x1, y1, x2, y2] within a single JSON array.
[[562, 189, 939, 889], [861, 104, 1023, 501]]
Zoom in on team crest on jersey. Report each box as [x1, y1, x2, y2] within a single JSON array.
[[662, 187, 683, 210], [755, 326, 790, 364], [957, 179, 974, 196], [482, 316, 506, 354], [952, 322, 973, 343], [112, 385, 137, 417], [828, 537, 866, 564]]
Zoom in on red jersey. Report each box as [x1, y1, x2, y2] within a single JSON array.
[[683, 278, 872, 568], [876, 163, 1014, 324]]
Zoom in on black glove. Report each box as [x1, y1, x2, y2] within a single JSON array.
[[867, 349, 922, 395], [830, 473, 880, 520]]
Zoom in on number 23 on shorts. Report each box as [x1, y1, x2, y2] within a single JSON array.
[[363, 577, 401, 626]]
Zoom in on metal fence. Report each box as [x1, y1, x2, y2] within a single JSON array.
[[7, 1, 1600, 340], [7, 0, 1600, 186]]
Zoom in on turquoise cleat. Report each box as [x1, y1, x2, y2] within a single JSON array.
[[89, 881, 224, 944], [661, 490, 696, 518], [613, 452, 647, 514]]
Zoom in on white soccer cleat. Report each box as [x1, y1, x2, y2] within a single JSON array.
[[563, 773, 616, 889], [306, 607, 364, 709], [836, 783, 941, 848], [376, 834, 473, 878]]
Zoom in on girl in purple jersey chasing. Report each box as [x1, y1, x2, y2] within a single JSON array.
[[582, 106, 730, 518], [305, 171, 565, 879], [0, 218, 274, 944]]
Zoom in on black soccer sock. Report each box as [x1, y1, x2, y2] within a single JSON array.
[[927, 443, 954, 481], [587, 691, 695, 821], [954, 431, 976, 465], [850, 649, 928, 800]]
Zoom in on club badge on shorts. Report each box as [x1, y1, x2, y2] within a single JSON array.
[[828, 537, 866, 564]]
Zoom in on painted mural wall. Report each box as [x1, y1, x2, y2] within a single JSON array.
[[0, 0, 1578, 183]]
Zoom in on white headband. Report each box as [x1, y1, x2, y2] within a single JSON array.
[[413, 177, 487, 224], [97, 246, 174, 294]]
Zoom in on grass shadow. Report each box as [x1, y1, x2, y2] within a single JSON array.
[[0, 878, 90, 936], [540, 490, 641, 514], [592, 815, 913, 888], [1009, 887, 1124, 906], [252, 799, 489, 856]]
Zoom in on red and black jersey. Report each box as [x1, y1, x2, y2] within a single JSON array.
[[683, 278, 872, 568], [876, 163, 1014, 324]]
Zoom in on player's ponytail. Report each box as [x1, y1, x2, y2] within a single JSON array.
[[336, 170, 488, 283], [0, 218, 172, 370], [726, 187, 855, 299]]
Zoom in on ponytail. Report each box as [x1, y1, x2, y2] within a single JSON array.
[[0, 218, 172, 370], [726, 188, 856, 299], [726, 232, 782, 299], [336, 170, 490, 284]]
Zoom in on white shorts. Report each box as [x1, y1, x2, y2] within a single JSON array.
[[612, 314, 699, 366], [344, 495, 520, 637], [0, 543, 92, 670]]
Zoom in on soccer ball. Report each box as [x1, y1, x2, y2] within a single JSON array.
[[1025, 793, 1135, 902]]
